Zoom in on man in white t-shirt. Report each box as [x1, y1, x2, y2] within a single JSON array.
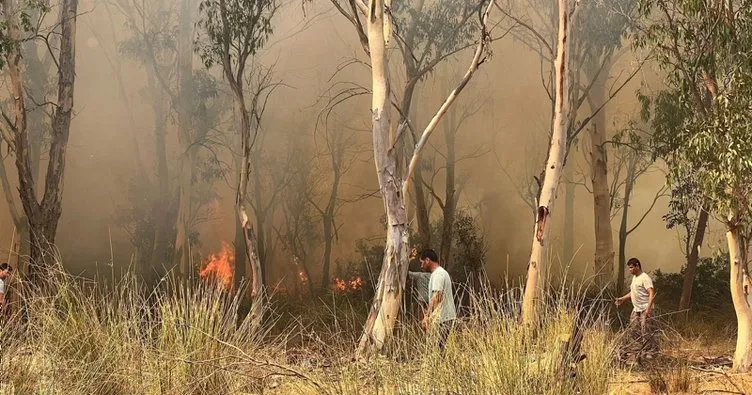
[[615, 257, 656, 352], [411, 249, 456, 353]]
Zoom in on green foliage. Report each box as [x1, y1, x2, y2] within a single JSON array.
[[391, 0, 481, 74], [430, 209, 487, 283], [576, 0, 634, 61], [0, 1, 50, 70], [652, 254, 732, 313], [195, 0, 278, 72], [637, 0, 752, 226]]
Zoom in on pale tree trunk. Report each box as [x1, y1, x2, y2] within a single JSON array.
[[727, 219, 752, 371], [356, 0, 492, 355], [590, 122, 614, 288], [678, 207, 709, 311], [236, 106, 264, 330], [230, 84, 264, 330], [357, 0, 410, 355], [173, 0, 195, 276], [521, 0, 573, 325]]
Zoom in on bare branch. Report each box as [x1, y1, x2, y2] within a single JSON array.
[[494, 2, 554, 59], [627, 184, 670, 236], [403, 0, 494, 197]]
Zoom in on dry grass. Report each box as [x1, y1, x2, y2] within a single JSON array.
[[0, 265, 619, 394]]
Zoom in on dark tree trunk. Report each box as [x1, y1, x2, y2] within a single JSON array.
[[679, 207, 709, 310], [616, 161, 635, 296]]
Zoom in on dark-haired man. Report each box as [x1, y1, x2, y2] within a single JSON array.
[[615, 257, 656, 353], [414, 249, 456, 353]]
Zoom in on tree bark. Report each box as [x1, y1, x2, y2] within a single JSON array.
[[413, 164, 432, 249], [521, 0, 573, 325], [590, 122, 614, 288], [173, 0, 195, 276], [439, 106, 457, 268], [356, 0, 411, 355], [616, 158, 635, 296], [679, 207, 709, 310], [149, 96, 171, 273], [319, 138, 342, 290], [321, 209, 334, 290], [234, 96, 264, 330], [563, 165, 575, 265], [233, 213, 246, 291], [251, 157, 268, 284], [727, 220, 752, 371], [2, 0, 78, 281]]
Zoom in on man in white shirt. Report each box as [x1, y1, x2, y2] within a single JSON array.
[[615, 257, 656, 352], [410, 249, 456, 353]]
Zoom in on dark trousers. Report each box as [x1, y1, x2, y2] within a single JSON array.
[[438, 320, 454, 354], [627, 310, 657, 352]]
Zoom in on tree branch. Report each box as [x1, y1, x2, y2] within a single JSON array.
[[403, 0, 493, 197]]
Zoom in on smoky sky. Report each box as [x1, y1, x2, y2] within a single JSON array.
[[0, 0, 726, 287]]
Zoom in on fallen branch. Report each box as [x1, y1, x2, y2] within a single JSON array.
[[691, 366, 746, 394]]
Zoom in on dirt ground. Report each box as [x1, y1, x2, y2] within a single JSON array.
[[610, 337, 752, 394]]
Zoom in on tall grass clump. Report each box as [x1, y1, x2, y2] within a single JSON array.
[[0, 263, 294, 394], [282, 282, 617, 395], [0, 259, 618, 395]]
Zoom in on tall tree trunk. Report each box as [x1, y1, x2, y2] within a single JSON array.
[[616, 159, 635, 296], [727, 219, 752, 371], [149, 98, 171, 273], [678, 207, 709, 310], [173, 0, 195, 276], [233, 214, 246, 291], [400, 39, 430, 251], [233, 94, 264, 330], [251, 156, 268, 285], [590, 122, 614, 288], [357, 0, 410, 355], [321, 212, 334, 290], [320, 135, 343, 290], [439, 106, 457, 268], [521, 0, 573, 325], [413, 165, 431, 249], [563, 165, 575, 265]]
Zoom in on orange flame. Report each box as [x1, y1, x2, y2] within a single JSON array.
[[331, 276, 364, 292], [199, 242, 234, 291]]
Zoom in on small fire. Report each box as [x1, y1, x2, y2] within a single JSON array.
[[331, 276, 364, 292], [199, 242, 234, 291], [292, 256, 308, 285]]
